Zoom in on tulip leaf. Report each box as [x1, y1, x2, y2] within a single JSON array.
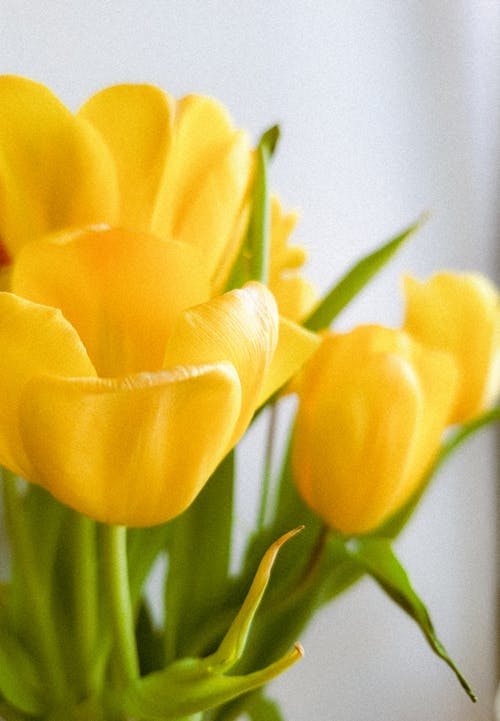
[[305, 215, 427, 331], [164, 453, 236, 663], [226, 125, 279, 290], [122, 646, 301, 721], [248, 126, 280, 284], [242, 433, 321, 598], [207, 528, 302, 672], [348, 537, 476, 702], [0, 621, 45, 715], [122, 531, 302, 720]]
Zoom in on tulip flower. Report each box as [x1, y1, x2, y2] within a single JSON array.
[[0, 227, 318, 527], [0, 75, 312, 319], [292, 325, 458, 534], [403, 272, 500, 424]]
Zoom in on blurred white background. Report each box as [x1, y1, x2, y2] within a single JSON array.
[[1, 2, 498, 719]]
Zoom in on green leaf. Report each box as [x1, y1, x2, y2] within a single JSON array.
[[305, 215, 427, 331], [349, 537, 476, 702], [122, 647, 301, 721], [207, 528, 302, 673], [0, 621, 45, 715], [122, 532, 302, 720], [258, 125, 280, 158], [241, 432, 321, 600], [164, 453, 236, 663], [225, 125, 279, 290]]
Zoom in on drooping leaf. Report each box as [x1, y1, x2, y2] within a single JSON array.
[[305, 215, 426, 331], [348, 537, 476, 702]]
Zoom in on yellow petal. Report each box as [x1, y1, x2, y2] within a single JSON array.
[[164, 282, 278, 445], [20, 365, 241, 527], [257, 316, 321, 406], [268, 197, 316, 321], [0, 292, 95, 477], [150, 95, 252, 265], [12, 228, 211, 377], [172, 132, 253, 280], [0, 75, 119, 256], [270, 276, 317, 323], [78, 84, 174, 233], [293, 326, 457, 534], [403, 272, 500, 423]]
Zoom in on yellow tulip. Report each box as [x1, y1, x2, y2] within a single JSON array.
[[0, 75, 313, 319], [292, 326, 458, 535], [403, 272, 500, 424], [0, 227, 318, 526]]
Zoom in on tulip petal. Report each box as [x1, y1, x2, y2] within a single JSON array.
[[268, 197, 316, 321], [257, 316, 321, 405], [164, 282, 278, 445], [151, 95, 252, 258], [20, 365, 241, 526], [294, 345, 421, 534], [12, 228, 211, 377], [0, 292, 95, 477], [172, 132, 253, 280], [293, 326, 457, 534], [0, 75, 119, 256], [78, 84, 174, 233], [403, 272, 500, 423]]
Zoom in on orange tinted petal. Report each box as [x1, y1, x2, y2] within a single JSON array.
[[12, 228, 211, 376]]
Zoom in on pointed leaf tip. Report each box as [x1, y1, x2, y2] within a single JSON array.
[[207, 527, 304, 672]]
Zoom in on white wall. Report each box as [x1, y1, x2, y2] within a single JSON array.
[[1, 2, 498, 719]]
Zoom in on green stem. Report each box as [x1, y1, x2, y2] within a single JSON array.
[[2, 470, 68, 705], [100, 524, 139, 686], [69, 512, 99, 698], [257, 403, 278, 531]]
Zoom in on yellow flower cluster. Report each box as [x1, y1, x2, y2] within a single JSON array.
[[293, 272, 500, 534], [0, 76, 318, 526]]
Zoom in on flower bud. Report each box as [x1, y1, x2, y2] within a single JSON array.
[[292, 326, 457, 534], [403, 272, 500, 424]]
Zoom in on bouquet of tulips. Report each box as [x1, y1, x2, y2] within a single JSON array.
[[0, 75, 498, 721]]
